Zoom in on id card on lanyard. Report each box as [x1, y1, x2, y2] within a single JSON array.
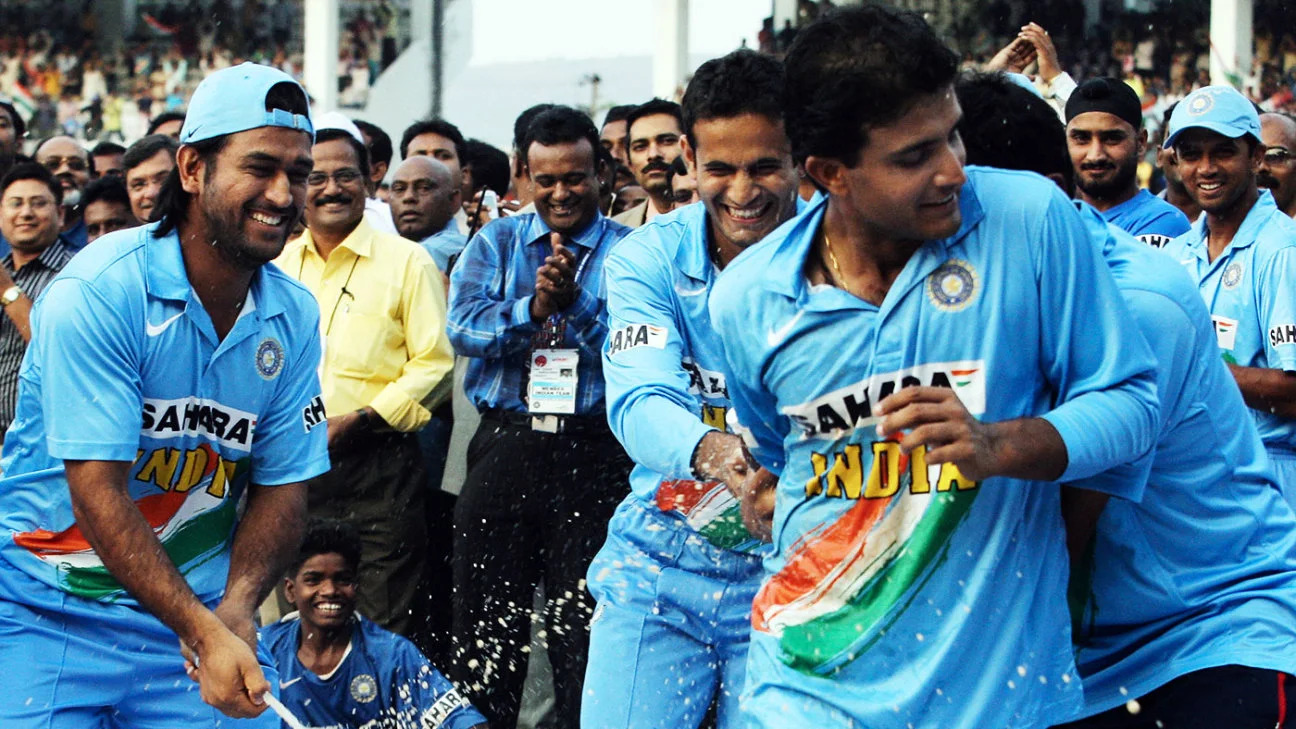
[[528, 243, 594, 415]]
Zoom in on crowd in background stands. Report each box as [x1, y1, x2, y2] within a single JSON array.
[[0, 0, 403, 147], [759, 1, 1296, 146]]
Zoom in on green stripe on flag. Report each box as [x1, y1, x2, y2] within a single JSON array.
[[778, 489, 979, 675]]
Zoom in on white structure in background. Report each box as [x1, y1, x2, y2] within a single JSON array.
[[654, 0, 688, 100], [303, 0, 340, 112], [1210, 0, 1252, 88]]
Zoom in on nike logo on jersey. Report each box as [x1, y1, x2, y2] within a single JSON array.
[[145, 311, 184, 337], [674, 280, 708, 297], [279, 676, 302, 689], [766, 310, 806, 347]]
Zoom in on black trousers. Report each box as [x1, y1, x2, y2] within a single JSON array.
[[310, 432, 428, 637], [450, 416, 632, 729], [1054, 665, 1296, 729]]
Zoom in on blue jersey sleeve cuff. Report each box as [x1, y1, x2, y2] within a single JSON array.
[[47, 439, 142, 463]]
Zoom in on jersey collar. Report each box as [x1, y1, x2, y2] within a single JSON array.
[[1183, 188, 1278, 258], [146, 223, 286, 320], [764, 180, 984, 304]]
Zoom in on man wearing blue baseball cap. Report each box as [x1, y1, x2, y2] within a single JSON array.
[[0, 62, 329, 726], [1161, 85, 1296, 505]]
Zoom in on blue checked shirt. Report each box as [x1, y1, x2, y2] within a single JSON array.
[[447, 211, 630, 415]]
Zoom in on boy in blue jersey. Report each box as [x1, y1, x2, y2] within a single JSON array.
[[582, 50, 801, 729], [709, 7, 1160, 728], [958, 71, 1296, 729], [265, 520, 487, 729], [1065, 77, 1191, 247], [1160, 86, 1296, 506], [0, 63, 330, 726]]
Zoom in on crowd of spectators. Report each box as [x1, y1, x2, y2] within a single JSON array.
[[0, 0, 403, 149]]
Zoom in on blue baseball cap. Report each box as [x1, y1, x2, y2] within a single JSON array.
[[1163, 85, 1260, 149], [178, 62, 313, 145]]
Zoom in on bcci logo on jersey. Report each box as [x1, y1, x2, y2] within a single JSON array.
[[255, 337, 284, 380], [926, 260, 978, 311], [1222, 262, 1243, 289], [782, 360, 987, 440], [350, 673, 378, 702]]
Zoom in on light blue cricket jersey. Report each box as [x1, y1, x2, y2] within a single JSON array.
[[1161, 190, 1296, 454], [709, 167, 1159, 729], [1067, 208, 1296, 717], [0, 223, 330, 608], [603, 201, 802, 555], [1099, 188, 1192, 248], [265, 613, 487, 729]]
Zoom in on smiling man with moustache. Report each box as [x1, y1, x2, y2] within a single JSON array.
[[1161, 86, 1296, 505], [1065, 77, 1190, 247], [277, 124, 454, 638]]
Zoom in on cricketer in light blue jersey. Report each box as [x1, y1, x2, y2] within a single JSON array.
[[1067, 207, 1296, 720], [0, 63, 327, 726], [1160, 85, 1296, 506], [955, 69, 1296, 728], [711, 164, 1159, 728], [584, 49, 801, 729]]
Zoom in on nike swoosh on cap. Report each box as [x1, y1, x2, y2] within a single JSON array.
[[145, 311, 185, 337]]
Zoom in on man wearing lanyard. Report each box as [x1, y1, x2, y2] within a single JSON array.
[[1161, 86, 1296, 506], [446, 105, 632, 729]]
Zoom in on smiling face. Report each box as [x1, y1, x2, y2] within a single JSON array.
[[182, 125, 314, 267], [687, 112, 798, 260], [304, 137, 368, 240], [809, 86, 968, 247], [0, 178, 62, 254], [1066, 111, 1144, 204], [35, 136, 90, 206], [285, 552, 357, 632], [126, 149, 175, 222], [528, 137, 601, 235], [1174, 127, 1262, 217]]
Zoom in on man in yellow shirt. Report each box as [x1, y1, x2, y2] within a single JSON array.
[[277, 122, 453, 636]]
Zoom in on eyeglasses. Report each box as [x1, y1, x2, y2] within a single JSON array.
[[1264, 148, 1293, 165], [307, 169, 364, 187], [40, 157, 87, 173]]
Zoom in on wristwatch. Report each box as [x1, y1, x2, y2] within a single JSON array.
[[1, 285, 21, 308]]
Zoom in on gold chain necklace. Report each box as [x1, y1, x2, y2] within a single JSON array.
[[822, 228, 861, 299]]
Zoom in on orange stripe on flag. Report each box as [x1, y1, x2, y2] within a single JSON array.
[[14, 490, 188, 555]]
